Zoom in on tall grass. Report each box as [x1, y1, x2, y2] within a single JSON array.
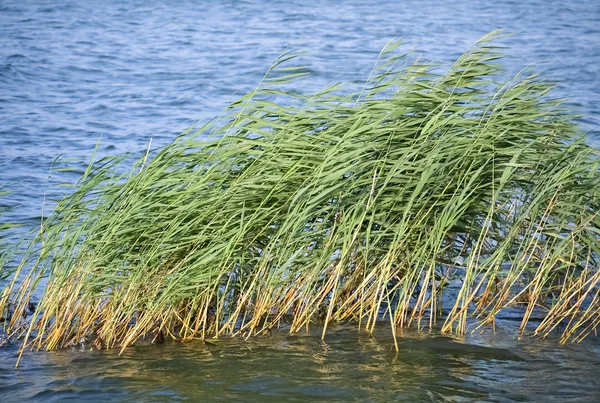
[[2, 31, 600, 356]]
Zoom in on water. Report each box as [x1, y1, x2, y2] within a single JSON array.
[[1, 326, 600, 402], [1, 0, 599, 401]]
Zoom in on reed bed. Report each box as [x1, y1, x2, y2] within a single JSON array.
[[2, 32, 600, 356]]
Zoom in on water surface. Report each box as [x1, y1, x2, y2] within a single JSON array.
[[2, 326, 600, 402]]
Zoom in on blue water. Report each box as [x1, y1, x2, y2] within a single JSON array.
[[1, 0, 600, 401]]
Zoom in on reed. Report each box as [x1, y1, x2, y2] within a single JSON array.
[[2, 31, 600, 356]]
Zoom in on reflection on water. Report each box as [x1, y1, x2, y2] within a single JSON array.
[[2, 325, 599, 402]]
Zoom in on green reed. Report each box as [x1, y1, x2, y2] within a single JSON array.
[[2, 31, 600, 358]]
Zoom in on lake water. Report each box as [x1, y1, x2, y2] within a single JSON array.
[[1, 0, 600, 401], [2, 325, 600, 402]]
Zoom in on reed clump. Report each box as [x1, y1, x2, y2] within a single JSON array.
[[2, 31, 600, 355]]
